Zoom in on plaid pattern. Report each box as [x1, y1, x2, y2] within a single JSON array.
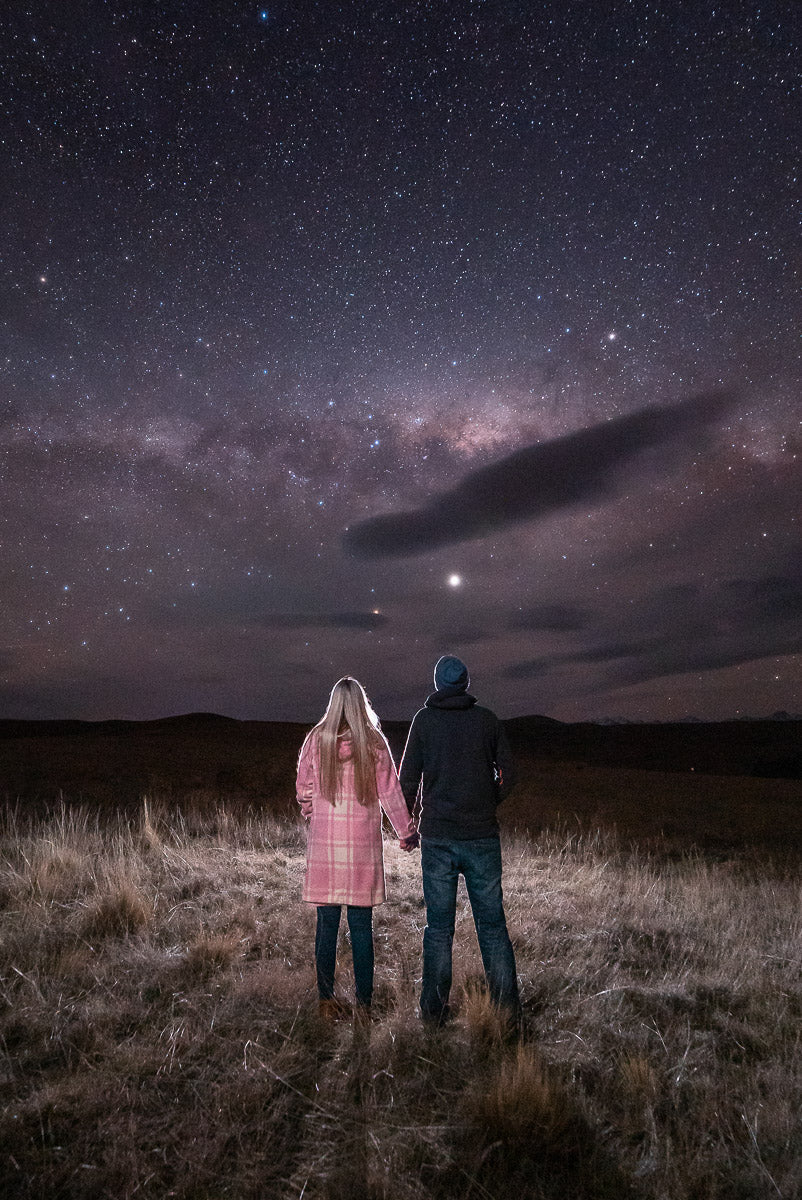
[[296, 731, 416, 906]]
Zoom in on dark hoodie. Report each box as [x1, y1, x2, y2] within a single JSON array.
[[399, 685, 516, 840]]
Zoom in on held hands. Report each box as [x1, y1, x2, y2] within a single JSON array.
[[399, 831, 420, 853]]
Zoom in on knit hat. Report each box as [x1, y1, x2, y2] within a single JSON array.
[[433, 655, 470, 692]]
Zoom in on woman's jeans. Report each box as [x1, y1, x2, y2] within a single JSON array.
[[420, 836, 519, 1020], [315, 904, 374, 1005]]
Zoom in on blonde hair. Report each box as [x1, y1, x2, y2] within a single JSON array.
[[305, 677, 383, 806]]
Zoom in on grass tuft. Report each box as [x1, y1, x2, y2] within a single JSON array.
[[184, 929, 243, 975], [81, 878, 151, 938], [460, 980, 517, 1046], [466, 1042, 577, 1154], [31, 846, 93, 903]]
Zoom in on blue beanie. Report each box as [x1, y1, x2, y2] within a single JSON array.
[[434, 655, 469, 692]]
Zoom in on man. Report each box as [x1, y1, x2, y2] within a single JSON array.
[[400, 655, 519, 1025]]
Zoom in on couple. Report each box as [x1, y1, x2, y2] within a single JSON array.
[[295, 655, 519, 1027]]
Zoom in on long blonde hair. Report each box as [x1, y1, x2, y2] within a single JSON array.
[[306, 677, 383, 806]]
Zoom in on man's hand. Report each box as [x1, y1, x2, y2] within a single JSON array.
[[399, 831, 420, 852]]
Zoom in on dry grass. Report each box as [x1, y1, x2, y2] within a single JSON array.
[[0, 798, 800, 1199], [464, 1041, 577, 1151]]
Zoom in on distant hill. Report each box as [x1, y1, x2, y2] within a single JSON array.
[[0, 711, 245, 738], [1, 711, 799, 784], [502, 715, 802, 780], [0, 713, 309, 813]]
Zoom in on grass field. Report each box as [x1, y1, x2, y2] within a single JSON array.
[[1, 791, 800, 1199]]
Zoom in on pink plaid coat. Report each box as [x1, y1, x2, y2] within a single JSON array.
[[296, 730, 416, 906]]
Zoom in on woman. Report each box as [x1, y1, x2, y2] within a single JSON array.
[[296, 676, 418, 1022]]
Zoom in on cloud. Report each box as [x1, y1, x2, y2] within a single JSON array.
[[157, 585, 389, 632], [502, 636, 666, 680], [610, 630, 802, 688], [720, 576, 802, 623], [504, 657, 558, 680], [573, 638, 668, 664], [508, 603, 590, 632], [503, 567, 802, 691], [258, 611, 389, 631], [606, 570, 802, 687], [343, 391, 736, 559]]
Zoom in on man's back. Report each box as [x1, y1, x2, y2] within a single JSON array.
[[399, 680, 515, 840]]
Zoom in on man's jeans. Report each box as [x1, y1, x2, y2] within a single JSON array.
[[420, 836, 519, 1020], [315, 905, 374, 1005]]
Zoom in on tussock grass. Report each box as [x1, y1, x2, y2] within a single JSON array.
[[82, 878, 152, 939], [0, 799, 800, 1198], [464, 1041, 577, 1151]]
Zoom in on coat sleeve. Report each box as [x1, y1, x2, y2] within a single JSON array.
[[494, 718, 517, 801], [376, 738, 417, 839], [295, 734, 316, 820], [398, 713, 424, 810]]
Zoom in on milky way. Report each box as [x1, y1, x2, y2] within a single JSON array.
[[2, 1, 799, 723]]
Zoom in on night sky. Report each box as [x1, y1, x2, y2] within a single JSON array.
[[2, 1, 800, 725]]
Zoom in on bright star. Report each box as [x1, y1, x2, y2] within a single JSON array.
[[448, 574, 462, 587]]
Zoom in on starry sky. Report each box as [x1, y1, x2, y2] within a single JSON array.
[[2, 0, 800, 724]]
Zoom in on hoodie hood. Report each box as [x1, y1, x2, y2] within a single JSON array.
[[425, 688, 477, 710]]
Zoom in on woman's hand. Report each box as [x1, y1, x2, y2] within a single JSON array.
[[399, 831, 420, 852]]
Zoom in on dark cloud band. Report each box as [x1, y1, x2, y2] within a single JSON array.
[[343, 391, 736, 559]]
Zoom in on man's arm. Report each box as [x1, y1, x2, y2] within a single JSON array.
[[399, 713, 424, 813], [495, 719, 516, 801]]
